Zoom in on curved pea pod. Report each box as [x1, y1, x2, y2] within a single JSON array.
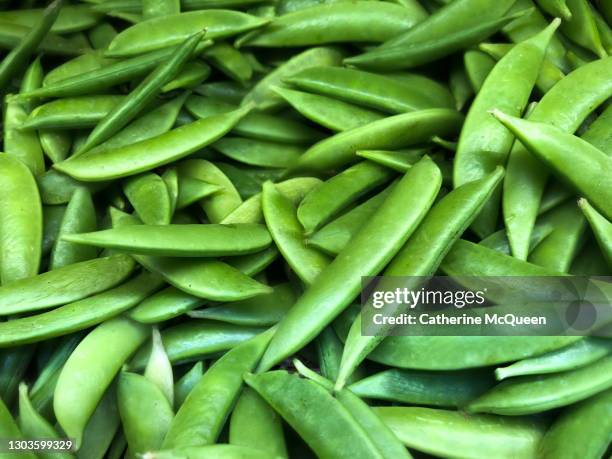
[[163, 60, 211, 92], [4, 98, 45, 176], [0, 254, 135, 316], [262, 182, 331, 285], [203, 42, 251, 85], [123, 173, 173, 225], [335, 168, 504, 388], [240, 2, 426, 47], [162, 328, 274, 448], [54, 317, 149, 447], [257, 157, 442, 372], [450, 61, 474, 111], [174, 361, 204, 409], [298, 161, 393, 234], [581, 103, 612, 157], [217, 163, 284, 199], [536, 0, 572, 20], [40, 130, 71, 164], [21, 95, 124, 130], [286, 67, 454, 114], [37, 170, 109, 205], [106, 11, 269, 57], [468, 355, 612, 415], [55, 105, 251, 181], [189, 282, 296, 326], [212, 137, 303, 168], [288, 109, 463, 173], [42, 50, 114, 87], [463, 49, 496, 93], [88, 22, 117, 49], [146, 445, 285, 459], [229, 387, 287, 458], [49, 188, 97, 270], [131, 321, 264, 368], [242, 46, 344, 111], [118, 372, 174, 455], [0, 396, 37, 459], [129, 286, 206, 324], [77, 385, 120, 459], [0, 154, 42, 284], [579, 199, 612, 269], [272, 86, 384, 132], [356, 150, 425, 173], [0, 21, 88, 56], [143, 0, 180, 18], [560, 0, 606, 58], [0, 6, 100, 34], [145, 328, 174, 404], [538, 388, 612, 459], [315, 327, 359, 383], [176, 177, 220, 210], [494, 110, 612, 222], [161, 168, 179, 216], [454, 20, 560, 239], [479, 223, 552, 255], [375, 406, 544, 459], [349, 368, 493, 408]]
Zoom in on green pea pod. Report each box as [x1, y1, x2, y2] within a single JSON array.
[[55, 105, 251, 181], [479, 223, 553, 255], [297, 161, 394, 234], [145, 328, 175, 404], [355, 150, 432, 174], [42, 205, 66, 256], [0, 396, 37, 459], [174, 361, 204, 409], [0, 5, 101, 34], [143, 0, 181, 18], [561, 0, 606, 58], [536, 0, 572, 20], [37, 170, 108, 205], [242, 46, 344, 111], [162, 60, 211, 92], [579, 198, 612, 268], [217, 164, 282, 200], [212, 137, 303, 169], [375, 406, 544, 459], [42, 50, 114, 86], [123, 173, 173, 225], [272, 86, 384, 132], [288, 109, 463, 173], [40, 130, 71, 164], [503, 56, 612, 261], [450, 60, 473, 110], [453, 19, 559, 238], [581, 103, 612, 157], [0, 21, 88, 56], [335, 167, 504, 388], [77, 385, 120, 459], [88, 22, 117, 49], [463, 49, 496, 93], [176, 177, 220, 210], [107, 431, 126, 459], [162, 328, 274, 448], [198, 80, 248, 104], [118, 372, 174, 455], [4, 98, 45, 176], [54, 317, 149, 447], [316, 327, 357, 383], [145, 445, 285, 459], [203, 42, 252, 85], [0, 346, 35, 407], [162, 168, 179, 216], [257, 156, 441, 372], [107, 11, 268, 57], [0, 154, 42, 284]]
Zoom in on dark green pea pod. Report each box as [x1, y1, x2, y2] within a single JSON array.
[[225, 246, 279, 276], [273, 86, 384, 132], [288, 109, 463, 173], [335, 168, 504, 388], [536, 0, 572, 19], [0, 5, 101, 34], [0, 396, 37, 459], [197, 80, 248, 104], [376, 406, 544, 459], [176, 177, 220, 210], [349, 368, 493, 408], [262, 182, 331, 285], [42, 205, 66, 256], [538, 181, 573, 216], [143, 0, 180, 18], [77, 385, 121, 459], [0, 154, 42, 284], [162, 61, 211, 92], [174, 361, 204, 409], [229, 387, 287, 458], [454, 20, 560, 239], [594, 8, 612, 54], [316, 326, 358, 383], [118, 372, 174, 455], [538, 388, 612, 458], [579, 199, 612, 269], [55, 105, 251, 181], [145, 445, 285, 459], [570, 238, 611, 276], [581, 103, 612, 157], [286, 67, 454, 115], [107, 431, 127, 459], [479, 223, 553, 255], [88, 22, 117, 49], [245, 370, 385, 459], [54, 317, 148, 447], [37, 170, 109, 205], [257, 157, 442, 372], [123, 172, 173, 225], [216, 163, 284, 199], [4, 93, 45, 176], [144, 327, 175, 404], [463, 49, 495, 93], [297, 161, 394, 234], [213, 137, 303, 169], [242, 46, 344, 111], [106, 11, 269, 57], [39, 130, 71, 164], [162, 328, 274, 448], [0, 254, 135, 316], [0, 346, 35, 407], [560, 0, 606, 58], [188, 282, 296, 326], [0, 21, 88, 56], [49, 187, 97, 270], [468, 355, 612, 415], [449, 60, 473, 110], [21, 95, 124, 130], [203, 42, 252, 85]]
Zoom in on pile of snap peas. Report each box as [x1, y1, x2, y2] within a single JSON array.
[[0, 0, 611, 457]]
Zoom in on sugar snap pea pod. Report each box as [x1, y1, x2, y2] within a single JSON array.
[[42, 205, 66, 257], [107, 431, 126, 459], [21, 95, 124, 130], [286, 67, 454, 114], [449, 60, 474, 110], [579, 199, 612, 268], [538, 388, 612, 459], [212, 137, 303, 169], [42, 50, 114, 86], [375, 406, 544, 459], [0, 346, 34, 407], [162, 61, 211, 92], [539, 181, 573, 215], [145, 328, 174, 404], [123, 173, 173, 225], [335, 167, 504, 388], [55, 105, 251, 181], [203, 42, 252, 85], [494, 110, 612, 221], [257, 157, 441, 372], [143, 0, 181, 18], [273, 86, 384, 132], [4, 97, 45, 176], [162, 168, 179, 216], [581, 104, 612, 157], [197, 80, 248, 104], [560, 0, 606, 57], [536, 0, 572, 19], [355, 150, 426, 173], [174, 361, 203, 409], [37, 170, 108, 205], [0, 254, 135, 315], [240, 2, 426, 47], [107, 11, 268, 57], [569, 238, 611, 276], [0, 21, 88, 56], [299, 161, 393, 234], [262, 182, 331, 285], [242, 46, 343, 111], [245, 370, 384, 459], [594, 9, 612, 54], [316, 326, 364, 384], [147, 445, 285, 459], [189, 282, 296, 326], [88, 22, 117, 49], [229, 387, 287, 458], [77, 385, 120, 459], [479, 223, 552, 255], [468, 354, 612, 415], [349, 368, 493, 408], [454, 20, 559, 239], [216, 164, 281, 200], [162, 328, 273, 448], [54, 316, 148, 446], [0, 6, 101, 35], [0, 155, 42, 284], [118, 372, 174, 455], [40, 131, 71, 164], [0, 397, 37, 459], [463, 49, 496, 93], [176, 177, 220, 210], [288, 109, 463, 173]]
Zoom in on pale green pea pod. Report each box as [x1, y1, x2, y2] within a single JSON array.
[[143, 0, 181, 19], [143, 445, 285, 459], [174, 361, 204, 409], [123, 172, 173, 225], [162, 167, 179, 216], [479, 223, 553, 255], [578, 198, 612, 269], [175, 177, 220, 210], [0, 396, 37, 459], [463, 49, 496, 93], [450, 60, 474, 110], [4, 97, 45, 176], [39, 130, 72, 164], [145, 328, 174, 405]]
